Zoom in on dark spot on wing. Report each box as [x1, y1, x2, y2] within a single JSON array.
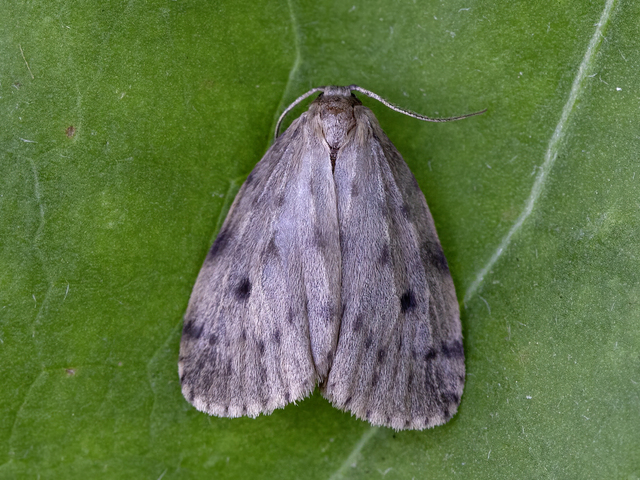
[[379, 243, 390, 265], [407, 373, 413, 386], [377, 349, 386, 363], [345, 396, 352, 406], [314, 226, 326, 249], [425, 348, 437, 361], [242, 404, 247, 414], [258, 340, 265, 355], [364, 336, 373, 349], [273, 329, 281, 345], [287, 308, 295, 324], [371, 373, 379, 387], [442, 339, 464, 359], [442, 392, 460, 405], [351, 182, 359, 197], [276, 193, 286, 207], [400, 290, 417, 313], [208, 334, 218, 346], [366, 410, 372, 419], [401, 203, 411, 220], [245, 170, 255, 185], [188, 389, 195, 402], [327, 351, 333, 364], [424, 241, 449, 272], [352, 314, 363, 332], [284, 391, 290, 402], [241, 329, 247, 341], [320, 301, 337, 324], [182, 320, 203, 339], [265, 237, 279, 258], [208, 227, 231, 259], [234, 277, 252, 301], [443, 408, 451, 420], [386, 415, 391, 425], [225, 359, 233, 377]]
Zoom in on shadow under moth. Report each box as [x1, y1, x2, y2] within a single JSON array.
[[179, 85, 484, 430]]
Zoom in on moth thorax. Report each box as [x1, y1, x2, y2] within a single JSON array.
[[317, 96, 359, 149]]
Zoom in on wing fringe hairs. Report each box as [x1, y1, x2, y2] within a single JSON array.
[[179, 85, 484, 430]]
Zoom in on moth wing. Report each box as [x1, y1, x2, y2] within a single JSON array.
[[180, 115, 341, 418], [323, 106, 464, 430]]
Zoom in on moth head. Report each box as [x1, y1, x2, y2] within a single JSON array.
[[320, 85, 354, 97], [274, 85, 486, 138]]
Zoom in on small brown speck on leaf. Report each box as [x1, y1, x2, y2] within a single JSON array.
[[66, 126, 76, 137], [66, 369, 76, 376]]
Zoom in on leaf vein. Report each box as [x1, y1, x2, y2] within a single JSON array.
[[464, 0, 617, 305]]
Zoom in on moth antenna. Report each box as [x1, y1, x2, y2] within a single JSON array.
[[349, 85, 487, 123], [275, 87, 326, 138]]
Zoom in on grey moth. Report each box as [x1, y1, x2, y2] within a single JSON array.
[[179, 85, 484, 430]]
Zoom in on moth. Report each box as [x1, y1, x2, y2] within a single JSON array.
[[179, 85, 484, 430]]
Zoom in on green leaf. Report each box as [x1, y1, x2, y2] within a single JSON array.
[[2, 0, 639, 478]]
